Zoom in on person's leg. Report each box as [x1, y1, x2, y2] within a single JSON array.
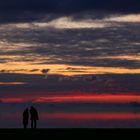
[[31, 120, 33, 129], [34, 120, 37, 129], [27, 121, 28, 128], [24, 123, 27, 129]]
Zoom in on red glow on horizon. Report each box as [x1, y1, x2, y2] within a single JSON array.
[[35, 95, 140, 103], [41, 112, 140, 121], [2, 94, 140, 103], [2, 112, 140, 122]]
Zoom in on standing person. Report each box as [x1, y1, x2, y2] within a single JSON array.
[[23, 108, 29, 129], [30, 106, 39, 129]]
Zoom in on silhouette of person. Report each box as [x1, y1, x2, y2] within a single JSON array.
[[30, 106, 39, 129], [23, 108, 29, 129]]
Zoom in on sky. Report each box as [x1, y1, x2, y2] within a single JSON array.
[[0, 0, 139, 100], [0, 0, 140, 128], [0, 0, 140, 11]]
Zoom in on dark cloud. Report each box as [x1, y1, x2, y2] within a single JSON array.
[[0, 21, 139, 69], [0, 0, 139, 13], [41, 69, 50, 74], [0, 0, 139, 24], [0, 73, 139, 98], [29, 69, 40, 72]]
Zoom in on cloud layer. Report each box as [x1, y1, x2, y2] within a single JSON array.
[[0, 13, 139, 73]]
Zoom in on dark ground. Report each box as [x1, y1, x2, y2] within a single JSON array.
[[0, 129, 139, 139]]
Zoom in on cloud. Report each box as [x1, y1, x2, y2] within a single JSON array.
[[0, 73, 139, 97], [3, 14, 140, 31], [30, 69, 40, 72], [33, 17, 109, 29], [0, 0, 139, 25], [104, 14, 140, 22], [0, 0, 139, 13], [0, 12, 139, 74], [2, 17, 109, 30], [41, 69, 50, 78], [0, 82, 26, 85]]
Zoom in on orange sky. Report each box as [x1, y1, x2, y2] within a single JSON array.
[[0, 62, 140, 76], [0, 82, 26, 85]]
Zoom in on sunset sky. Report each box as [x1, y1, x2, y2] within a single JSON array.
[[0, 0, 140, 128]]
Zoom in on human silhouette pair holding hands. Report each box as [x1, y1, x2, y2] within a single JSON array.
[[23, 106, 39, 129]]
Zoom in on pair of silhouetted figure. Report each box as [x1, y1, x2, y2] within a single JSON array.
[[23, 106, 39, 129]]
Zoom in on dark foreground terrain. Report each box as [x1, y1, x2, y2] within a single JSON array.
[[0, 129, 139, 139]]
